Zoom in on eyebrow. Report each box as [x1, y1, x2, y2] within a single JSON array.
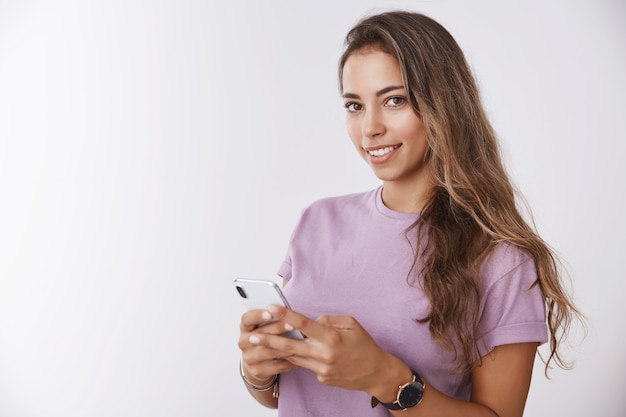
[[342, 85, 405, 99]]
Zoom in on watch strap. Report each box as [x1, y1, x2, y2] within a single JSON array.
[[371, 369, 425, 410]]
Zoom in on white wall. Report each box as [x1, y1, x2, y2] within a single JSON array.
[[0, 0, 624, 416]]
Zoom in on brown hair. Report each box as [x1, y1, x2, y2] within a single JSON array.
[[339, 11, 582, 373]]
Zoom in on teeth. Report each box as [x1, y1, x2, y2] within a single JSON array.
[[368, 145, 399, 157]]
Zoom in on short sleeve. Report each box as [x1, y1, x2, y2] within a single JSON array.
[[275, 204, 314, 282], [276, 208, 306, 282], [476, 246, 549, 358], [278, 257, 292, 281]]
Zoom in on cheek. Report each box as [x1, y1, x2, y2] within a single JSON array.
[[404, 118, 429, 150]]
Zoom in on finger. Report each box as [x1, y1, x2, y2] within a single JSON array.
[[240, 337, 299, 367], [242, 356, 296, 382], [249, 332, 313, 359], [240, 309, 275, 331], [239, 322, 298, 351], [283, 353, 323, 371], [254, 320, 298, 336], [266, 304, 329, 340]]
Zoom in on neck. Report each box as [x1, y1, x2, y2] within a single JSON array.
[[381, 179, 433, 214]]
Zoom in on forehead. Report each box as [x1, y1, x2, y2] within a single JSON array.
[[342, 49, 403, 92]]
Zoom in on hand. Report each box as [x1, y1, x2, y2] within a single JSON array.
[[238, 309, 299, 385], [249, 304, 410, 399]]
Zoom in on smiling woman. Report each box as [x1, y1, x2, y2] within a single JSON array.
[[235, 10, 582, 417], [1, 1, 622, 416], [342, 48, 432, 213]]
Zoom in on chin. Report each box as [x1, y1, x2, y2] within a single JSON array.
[[369, 166, 398, 181]]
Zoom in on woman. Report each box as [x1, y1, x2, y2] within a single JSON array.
[[238, 11, 580, 417]]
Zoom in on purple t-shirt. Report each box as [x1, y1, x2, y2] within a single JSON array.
[[277, 187, 547, 416]]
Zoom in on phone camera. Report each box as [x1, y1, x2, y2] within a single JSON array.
[[236, 286, 247, 298]]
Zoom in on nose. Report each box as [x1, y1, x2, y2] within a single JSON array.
[[362, 107, 385, 139]]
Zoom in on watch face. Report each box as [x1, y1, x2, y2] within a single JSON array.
[[398, 381, 424, 408]]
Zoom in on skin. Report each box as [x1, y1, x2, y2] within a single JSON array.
[[238, 48, 537, 417], [342, 47, 432, 213]]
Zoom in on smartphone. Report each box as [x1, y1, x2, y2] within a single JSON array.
[[233, 278, 304, 340]]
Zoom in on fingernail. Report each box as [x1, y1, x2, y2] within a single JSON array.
[[267, 305, 279, 314], [249, 335, 260, 344], [261, 311, 272, 321], [284, 323, 294, 331]]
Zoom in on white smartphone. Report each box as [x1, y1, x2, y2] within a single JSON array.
[[233, 278, 304, 340]]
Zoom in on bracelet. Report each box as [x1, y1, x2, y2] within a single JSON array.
[[239, 359, 278, 392]]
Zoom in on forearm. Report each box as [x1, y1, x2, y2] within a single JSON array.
[[369, 344, 534, 417], [240, 359, 279, 409], [367, 357, 493, 417], [386, 381, 498, 417], [243, 381, 278, 409]]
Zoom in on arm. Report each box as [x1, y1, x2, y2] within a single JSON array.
[[380, 342, 537, 417], [237, 308, 298, 409], [239, 356, 278, 409], [249, 304, 537, 417]]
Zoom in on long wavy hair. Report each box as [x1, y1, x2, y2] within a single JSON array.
[[339, 11, 582, 373]]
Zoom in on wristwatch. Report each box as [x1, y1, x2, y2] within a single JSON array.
[[371, 369, 425, 411]]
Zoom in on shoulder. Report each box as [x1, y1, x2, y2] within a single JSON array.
[[479, 243, 537, 291], [288, 188, 379, 237], [300, 188, 378, 218]]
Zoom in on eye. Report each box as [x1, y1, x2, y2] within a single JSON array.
[[385, 96, 406, 107], [344, 102, 363, 112]]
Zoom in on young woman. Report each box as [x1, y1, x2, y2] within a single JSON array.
[[237, 11, 580, 417]]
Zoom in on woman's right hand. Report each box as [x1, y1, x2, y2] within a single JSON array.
[[238, 308, 299, 384]]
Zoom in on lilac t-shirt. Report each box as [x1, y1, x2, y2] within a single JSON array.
[[277, 187, 547, 416]]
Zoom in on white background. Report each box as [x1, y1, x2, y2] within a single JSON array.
[[0, 0, 624, 416]]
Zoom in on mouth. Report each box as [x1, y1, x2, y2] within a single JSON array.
[[366, 144, 401, 157]]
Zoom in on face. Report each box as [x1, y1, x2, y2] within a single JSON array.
[[342, 48, 431, 189]]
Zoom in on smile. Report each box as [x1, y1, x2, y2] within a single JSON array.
[[367, 145, 401, 157]]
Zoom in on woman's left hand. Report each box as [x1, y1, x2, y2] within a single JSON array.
[[247, 304, 409, 398]]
